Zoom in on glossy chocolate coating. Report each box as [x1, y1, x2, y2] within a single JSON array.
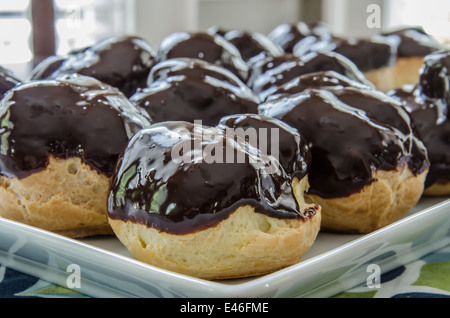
[[293, 35, 395, 72], [31, 36, 156, 97], [247, 52, 373, 100], [0, 74, 152, 179], [130, 58, 260, 126], [0, 66, 20, 99], [156, 32, 249, 81], [393, 51, 450, 187], [217, 113, 311, 180], [29, 55, 67, 81], [259, 87, 429, 198], [419, 50, 450, 105], [266, 70, 373, 101], [381, 27, 444, 57], [221, 30, 283, 63], [268, 21, 332, 53], [108, 121, 314, 235]]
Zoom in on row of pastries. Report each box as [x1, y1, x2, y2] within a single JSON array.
[[0, 21, 448, 279]]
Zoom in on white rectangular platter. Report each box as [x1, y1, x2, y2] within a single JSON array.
[[0, 196, 449, 298]]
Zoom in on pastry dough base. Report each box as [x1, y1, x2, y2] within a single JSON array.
[[108, 176, 321, 280], [0, 156, 113, 238]]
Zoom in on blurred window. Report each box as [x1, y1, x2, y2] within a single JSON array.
[[0, 0, 32, 64], [0, 0, 130, 69], [54, 0, 131, 55], [385, 0, 450, 42]]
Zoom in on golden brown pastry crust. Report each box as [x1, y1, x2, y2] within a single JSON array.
[[423, 180, 450, 196], [306, 166, 428, 234], [364, 66, 396, 92], [391, 56, 425, 89], [108, 176, 321, 280], [0, 156, 113, 238], [364, 57, 424, 92]]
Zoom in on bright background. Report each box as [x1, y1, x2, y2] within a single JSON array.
[[1, 0, 449, 79]]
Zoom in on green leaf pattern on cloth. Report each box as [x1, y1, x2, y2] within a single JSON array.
[[335, 245, 450, 298]]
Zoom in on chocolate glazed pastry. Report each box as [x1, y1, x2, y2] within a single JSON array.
[[156, 31, 249, 82], [268, 21, 332, 54], [247, 51, 373, 101], [130, 58, 260, 126], [266, 70, 373, 101], [292, 33, 397, 92], [30, 36, 156, 97], [0, 74, 152, 238], [220, 29, 283, 64], [380, 27, 446, 89], [389, 50, 450, 195], [259, 82, 429, 233], [107, 121, 320, 279]]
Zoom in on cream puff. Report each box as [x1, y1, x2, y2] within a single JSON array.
[[30, 36, 156, 97], [0, 74, 152, 238], [156, 31, 249, 82], [388, 50, 450, 195], [259, 74, 429, 233], [107, 121, 320, 279], [380, 27, 446, 90], [130, 58, 260, 126]]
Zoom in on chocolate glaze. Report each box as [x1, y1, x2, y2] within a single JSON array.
[[247, 52, 373, 100], [266, 70, 373, 101], [29, 55, 67, 81], [419, 50, 450, 105], [268, 21, 332, 53], [217, 113, 311, 180], [156, 32, 249, 81], [388, 50, 450, 187], [0, 74, 152, 179], [31, 36, 156, 97], [259, 86, 429, 198], [389, 85, 449, 188], [221, 30, 283, 63], [130, 58, 260, 126], [0, 67, 20, 99], [381, 27, 445, 58], [293, 35, 395, 72], [108, 121, 316, 235]]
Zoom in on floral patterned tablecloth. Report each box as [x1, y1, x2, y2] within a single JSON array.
[[1, 244, 450, 298]]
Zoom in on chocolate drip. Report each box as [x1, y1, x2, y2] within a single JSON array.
[[259, 86, 428, 198], [108, 121, 311, 235], [217, 113, 311, 180], [156, 32, 249, 81], [381, 27, 445, 58], [0, 75, 152, 179], [31, 36, 156, 97], [248, 52, 372, 100], [130, 58, 259, 126]]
